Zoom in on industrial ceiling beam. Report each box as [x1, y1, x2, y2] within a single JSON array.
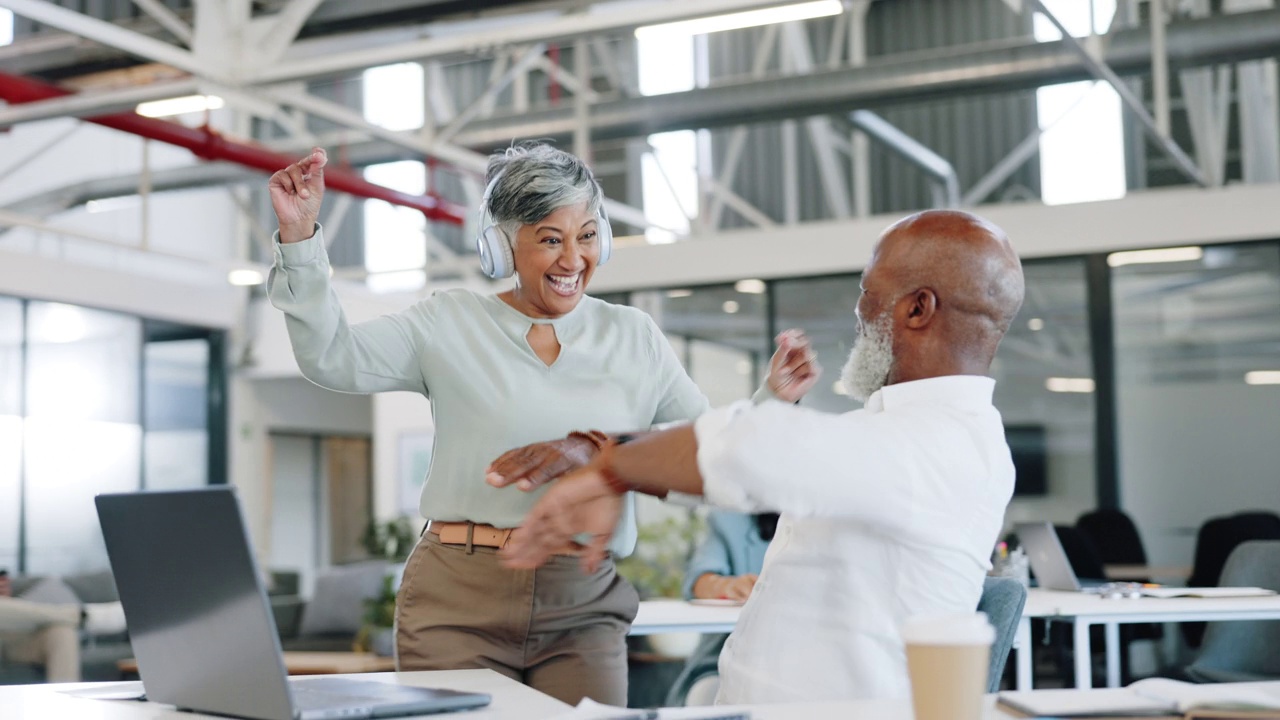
[[445, 8, 1280, 147], [0, 0, 211, 79], [252, 0, 804, 84], [130, 0, 193, 46]]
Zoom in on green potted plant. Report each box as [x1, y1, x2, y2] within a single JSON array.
[[617, 510, 706, 658], [355, 517, 416, 656]]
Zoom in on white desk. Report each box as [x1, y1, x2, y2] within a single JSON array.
[[0, 670, 569, 720], [1013, 589, 1280, 690], [630, 600, 741, 636], [11, 672, 1278, 719]]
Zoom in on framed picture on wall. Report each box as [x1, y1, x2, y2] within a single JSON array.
[[398, 432, 434, 516]]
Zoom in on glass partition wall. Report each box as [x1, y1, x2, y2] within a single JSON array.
[[0, 297, 223, 575]]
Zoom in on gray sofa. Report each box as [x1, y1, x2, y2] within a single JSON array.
[[0, 571, 132, 684], [270, 561, 392, 653]]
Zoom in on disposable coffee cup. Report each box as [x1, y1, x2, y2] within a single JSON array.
[[902, 612, 995, 720]]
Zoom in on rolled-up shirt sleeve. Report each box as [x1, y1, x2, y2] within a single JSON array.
[[268, 225, 429, 395], [694, 401, 915, 525]]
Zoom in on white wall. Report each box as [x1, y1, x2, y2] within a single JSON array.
[[1119, 382, 1280, 567], [371, 391, 433, 525], [229, 374, 372, 562]]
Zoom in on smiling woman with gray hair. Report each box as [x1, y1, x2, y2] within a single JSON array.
[[265, 141, 809, 705]]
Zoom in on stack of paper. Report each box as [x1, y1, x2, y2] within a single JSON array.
[[998, 679, 1280, 718], [1138, 587, 1277, 599]]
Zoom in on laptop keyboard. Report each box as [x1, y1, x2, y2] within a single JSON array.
[[291, 680, 386, 712]]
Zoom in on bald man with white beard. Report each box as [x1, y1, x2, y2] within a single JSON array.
[[490, 210, 1027, 705]]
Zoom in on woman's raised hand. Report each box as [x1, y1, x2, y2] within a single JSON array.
[[766, 329, 821, 403], [269, 147, 327, 244]]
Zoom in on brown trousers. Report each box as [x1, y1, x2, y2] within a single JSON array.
[[395, 533, 638, 706]]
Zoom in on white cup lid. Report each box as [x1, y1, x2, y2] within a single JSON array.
[[901, 612, 995, 646]]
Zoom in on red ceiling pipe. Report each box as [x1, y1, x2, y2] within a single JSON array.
[[0, 72, 467, 225]]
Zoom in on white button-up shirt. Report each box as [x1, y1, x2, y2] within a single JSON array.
[[694, 376, 1015, 705]]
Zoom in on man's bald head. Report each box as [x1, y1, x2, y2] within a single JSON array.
[[858, 210, 1024, 383]]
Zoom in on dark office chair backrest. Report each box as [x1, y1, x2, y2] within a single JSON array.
[[1077, 509, 1147, 566], [978, 576, 1027, 693], [1186, 541, 1280, 682], [1053, 524, 1108, 582], [1185, 512, 1280, 646]]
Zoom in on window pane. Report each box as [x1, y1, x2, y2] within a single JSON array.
[[362, 62, 424, 132], [24, 302, 141, 575], [632, 286, 767, 405], [1113, 242, 1280, 567], [144, 339, 210, 491], [772, 275, 861, 413], [993, 259, 1097, 523], [0, 298, 21, 572], [364, 161, 427, 291]]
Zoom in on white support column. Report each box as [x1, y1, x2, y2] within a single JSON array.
[[589, 38, 627, 95], [436, 45, 545, 143], [781, 119, 799, 225], [781, 22, 851, 219], [848, 1, 872, 218], [530, 56, 600, 102], [573, 38, 592, 163], [253, 0, 325, 65], [424, 61, 457, 128], [131, 0, 193, 46], [322, 194, 354, 249], [1179, 64, 1232, 186], [0, 0, 208, 78], [1073, 621, 1093, 690], [706, 22, 779, 230], [1151, 0, 1171, 138], [1238, 59, 1280, 183], [139, 139, 151, 252]]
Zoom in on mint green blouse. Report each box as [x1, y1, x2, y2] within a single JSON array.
[[268, 226, 710, 555]]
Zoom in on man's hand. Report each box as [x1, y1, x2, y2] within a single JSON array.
[[500, 468, 623, 573], [485, 435, 599, 491], [269, 147, 327, 244], [766, 329, 822, 403], [694, 573, 758, 602]]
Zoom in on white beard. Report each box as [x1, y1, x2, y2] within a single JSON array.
[[840, 314, 895, 403]]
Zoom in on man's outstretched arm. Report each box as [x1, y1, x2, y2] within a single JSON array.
[[495, 424, 704, 572]]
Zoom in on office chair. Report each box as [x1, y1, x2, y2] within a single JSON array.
[[1075, 510, 1163, 679], [1184, 541, 1280, 682], [1185, 512, 1280, 647], [979, 576, 1027, 693], [1076, 509, 1148, 568]]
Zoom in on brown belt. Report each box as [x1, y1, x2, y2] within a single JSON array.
[[427, 521, 583, 556]]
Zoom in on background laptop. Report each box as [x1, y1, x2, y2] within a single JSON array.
[[96, 487, 490, 720], [1015, 521, 1107, 592]]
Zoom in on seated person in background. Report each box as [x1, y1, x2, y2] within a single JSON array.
[[494, 209, 1026, 704], [686, 512, 775, 603], [668, 511, 776, 705]]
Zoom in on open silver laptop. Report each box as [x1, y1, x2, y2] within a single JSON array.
[[1015, 521, 1097, 592], [95, 487, 491, 720]]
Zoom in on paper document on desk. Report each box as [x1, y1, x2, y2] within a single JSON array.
[[998, 679, 1280, 718], [552, 698, 750, 719], [1131, 679, 1280, 717], [1139, 587, 1277, 599]]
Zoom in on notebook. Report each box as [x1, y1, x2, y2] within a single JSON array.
[[1138, 587, 1277, 599], [998, 679, 1280, 718]]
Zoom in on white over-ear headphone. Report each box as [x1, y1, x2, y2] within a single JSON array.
[[475, 170, 614, 280]]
